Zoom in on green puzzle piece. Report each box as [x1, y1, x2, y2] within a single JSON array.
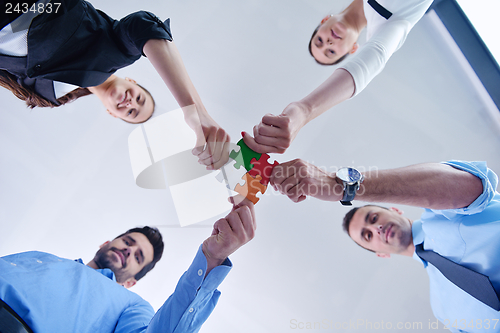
[[229, 138, 262, 171]]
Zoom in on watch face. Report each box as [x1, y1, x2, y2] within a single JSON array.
[[337, 167, 362, 183]]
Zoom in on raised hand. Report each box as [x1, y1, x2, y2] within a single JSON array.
[[202, 197, 256, 274], [270, 159, 342, 203], [242, 102, 309, 154]]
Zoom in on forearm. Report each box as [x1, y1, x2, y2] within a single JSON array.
[[143, 39, 209, 117], [356, 163, 483, 209], [297, 69, 355, 123]]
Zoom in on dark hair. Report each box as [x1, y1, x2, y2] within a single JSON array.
[[0, 69, 92, 108], [308, 24, 349, 66], [115, 226, 164, 281], [342, 206, 360, 236], [121, 83, 156, 124]]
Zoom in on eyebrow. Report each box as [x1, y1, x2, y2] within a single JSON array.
[[360, 211, 373, 241], [125, 235, 144, 263], [365, 211, 371, 224]]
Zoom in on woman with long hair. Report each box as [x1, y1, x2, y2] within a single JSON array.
[[243, 0, 433, 154], [0, 0, 230, 169]]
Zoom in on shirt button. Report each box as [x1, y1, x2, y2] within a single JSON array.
[[197, 269, 203, 276], [36, 260, 42, 263], [189, 308, 194, 313], [34, 64, 41, 71], [10, 262, 16, 266]]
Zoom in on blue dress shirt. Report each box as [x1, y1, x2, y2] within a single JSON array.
[[0, 245, 231, 333], [412, 161, 500, 333]]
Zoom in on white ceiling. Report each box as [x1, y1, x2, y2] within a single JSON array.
[[1, 1, 500, 332]]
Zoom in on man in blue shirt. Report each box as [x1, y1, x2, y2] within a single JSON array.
[[270, 159, 500, 332], [0, 199, 256, 333]]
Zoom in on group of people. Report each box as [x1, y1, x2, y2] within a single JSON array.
[[1, 0, 499, 332]]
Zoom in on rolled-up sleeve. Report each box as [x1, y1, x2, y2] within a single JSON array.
[[439, 160, 498, 216]]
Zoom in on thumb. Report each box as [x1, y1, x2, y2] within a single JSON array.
[[192, 135, 207, 156]]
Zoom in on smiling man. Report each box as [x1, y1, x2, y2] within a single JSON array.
[[0, 199, 256, 333], [270, 159, 500, 332]]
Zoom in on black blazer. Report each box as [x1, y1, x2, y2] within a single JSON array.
[[0, 0, 172, 103]]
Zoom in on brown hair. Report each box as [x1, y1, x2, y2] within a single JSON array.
[[0, 69, 91, 108]]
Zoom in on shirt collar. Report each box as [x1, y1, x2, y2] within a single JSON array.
[[411, 220, 428, 267], [75, 258, 117, 282]]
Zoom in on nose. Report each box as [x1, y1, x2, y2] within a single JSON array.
[[125, 97, 133, 107], [123, 247, 131, 259], [376, 224, 383, 235]]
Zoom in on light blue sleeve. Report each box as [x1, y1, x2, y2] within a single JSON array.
[[429, 161, 499, 217], [145, 245, 232, 333]]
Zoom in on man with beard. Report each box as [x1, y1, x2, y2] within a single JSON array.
[[0, 199, 256, 333], [270, 159, 500, 332]]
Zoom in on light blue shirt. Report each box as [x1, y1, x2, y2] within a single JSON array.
[[412, 161, 500, 333], [0, 245, 231, 333]]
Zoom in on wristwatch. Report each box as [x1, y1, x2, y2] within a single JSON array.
[[336, 167, 364, 206]]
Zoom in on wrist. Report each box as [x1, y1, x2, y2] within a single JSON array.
[[202, 242, 225, 275], [285, 101, 312, 127], [334, 167, 365, 205], [329, 172, 345, 201]]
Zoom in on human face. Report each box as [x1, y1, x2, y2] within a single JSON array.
[[93, 232, 154, 287], [310, 15, 359, 65], [103, 77, 154, 124], [348, 206, 413, 256]]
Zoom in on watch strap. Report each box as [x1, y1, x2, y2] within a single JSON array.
[[340, 183, 358, 206]]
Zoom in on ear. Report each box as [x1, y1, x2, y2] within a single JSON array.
[[99, 241, 110, 249], [350, 42, 359, 54], [320, 16, 330, 24], [121, 277, 137, 289], [125, 77, 137, 84], [106, 109, 117, 118], [390, 207, 403, 215], [376, 252, 391, 258]]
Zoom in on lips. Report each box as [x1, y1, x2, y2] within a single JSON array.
[[117, 91, 128, 108], [384, 224, 393, 243], [331, 29, 341, 39], [112, 249, 125, 267]]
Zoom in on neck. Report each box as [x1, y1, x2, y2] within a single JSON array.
[[87, 75, 116, 97], [401, 218, 415, 257], [339, 0, 367, 33], [401, 243, 416, 257], [86, 260, 99, 269]]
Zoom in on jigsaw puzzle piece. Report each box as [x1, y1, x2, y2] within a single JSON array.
[[248, 153, 280, 186], [228, 144, 245, 170], [215, 159, 248, 190], [234, 172, 267, 204], [229, 138, 262, 172]]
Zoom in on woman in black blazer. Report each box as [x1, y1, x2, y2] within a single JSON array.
[[0, 0, 229, 169]]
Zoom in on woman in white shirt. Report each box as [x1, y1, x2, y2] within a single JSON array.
[[243, 0, 433, 154]]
